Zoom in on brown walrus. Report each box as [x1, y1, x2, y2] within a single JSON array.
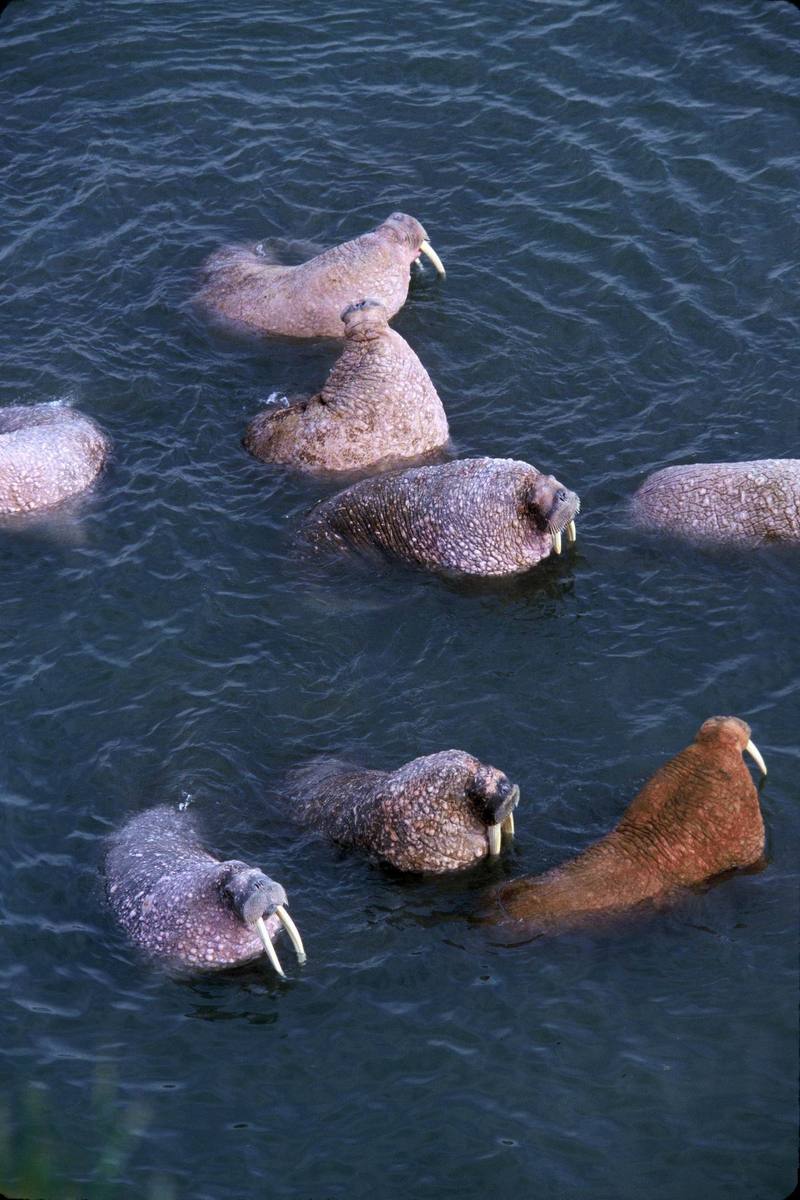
[[243, 299, 449, 472], [288, 750, 520, 873], [105, 807, 306, 976], [301, 456, 580, 576], [196, 212, 445, 339], [484, 717, 768, 939], [631, 459, 800, 545], [0, 402, 110, 515]]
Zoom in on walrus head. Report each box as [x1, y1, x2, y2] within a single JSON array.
[[466, 767, 520, 856], [340, 298, 390, 342], [695, 715, 767, 776], [523, 474, 580, 555], [379, 211, 446, 277], [218, 862, 306, 978]]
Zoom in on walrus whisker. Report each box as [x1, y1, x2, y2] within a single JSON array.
[[255, 917, 286, 978], [487, 823, 502, 856], [501, 811, 515, 838], [745, 739, 767, 778], [276, 904, 307, 964], [420, 240, 446, 277]]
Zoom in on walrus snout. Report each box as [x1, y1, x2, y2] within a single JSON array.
[[220, 866, 287, 924], [219, 866, 306, 977], [526, 475, 580, 553], [697, 715, 767, 777], [382, 211, 446, 276], [467, 768, 520, 855]]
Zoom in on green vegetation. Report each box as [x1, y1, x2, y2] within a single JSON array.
[[0, 1071, 176, 1200]]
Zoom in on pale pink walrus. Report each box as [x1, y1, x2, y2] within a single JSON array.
[[243, 299, 449, 473], [197, 212, 445, 339], [632, 459, 800, 545], [0, 403, 110, 516]]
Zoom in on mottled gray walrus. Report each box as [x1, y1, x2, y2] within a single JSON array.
[[105, 807, 306, 975], [302, 456, 580, 576], [631, 459, 800, 545], [483, 717, 768, 939], [0, 403, 110, 516], [243, 299, 449, 472], [197, 211, 445, 339], [289, 750, 520, 873]]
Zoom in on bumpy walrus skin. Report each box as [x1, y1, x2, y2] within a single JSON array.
[[289, 750, 520, 873], [484, 717, 766, 938], [0, 403, 110, 516], [301, 456, 580, 577], [196, 212, 444, 339], [243, 299, 449, 472], [632, 459, 800, 545], [105, 807, 302, 973]]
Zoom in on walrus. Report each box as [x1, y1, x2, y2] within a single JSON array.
[[631, 459, 800, 545], [243, 299, 449, 472], [483, 717, 768, 939], [197, 211, 446, 339], [105, 807, 306, 976], [288, 750, 520, 873], [0, 402, 110, 515], [301, 456, 580, 576]]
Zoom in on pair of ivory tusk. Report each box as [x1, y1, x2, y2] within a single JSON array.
[[551, 520, 577, 556], [745, 739, 767, 778], [420, 239, 446, 277], [255, 904, 307, 978], [487, 811, 517, 857]]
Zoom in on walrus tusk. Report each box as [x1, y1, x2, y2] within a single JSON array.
[[745, 739, 767, 778], [256, 917, 286, 978], [276, 904, 307, 964], [567, 520, 577, 544], [487, 823, 502, 856], [420, 240, 446, 277], [552, 530, 562, 555], [501, 811, 515, 838]]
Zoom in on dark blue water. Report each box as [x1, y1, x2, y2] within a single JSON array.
[[1, 1, 798, 1198]]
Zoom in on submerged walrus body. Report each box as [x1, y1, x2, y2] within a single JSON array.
[[0, 403, 110, 515], [632, 459, 800, 545], [302, 456, 580, 577], [244, 299, 449, 472], [485, 717, 767, 938], [289, 750, 520, 873], [197, 212, 445, 339], [105, 807, 305, 975]]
